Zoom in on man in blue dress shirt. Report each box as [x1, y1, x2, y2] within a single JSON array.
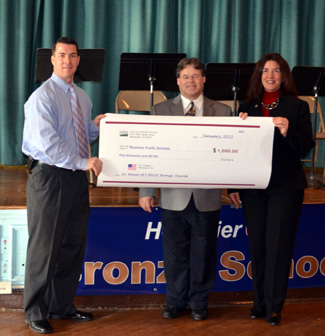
[[22, 37, 105, 334]]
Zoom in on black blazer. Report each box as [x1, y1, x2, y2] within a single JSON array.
[[238, 96, 314, 192]]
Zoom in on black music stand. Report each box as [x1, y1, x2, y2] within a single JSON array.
[[36, 48, 106, 82], [118, 53, 186, 107], [292, 66, 325, 189], [204, 63, 255, 116]]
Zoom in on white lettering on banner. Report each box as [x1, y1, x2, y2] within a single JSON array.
[[217, 221, 244, 238], [144, 221, 245, 240], [82, 253, 325, 286], [145, 221, 162, 240]]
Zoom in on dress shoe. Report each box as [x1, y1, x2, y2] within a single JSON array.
[[25, 319, 53, 334], [162, 305, 179, 319], [191, 309, 208, 321], [48, 310, 93, 322], [250, 306, 266, 319], [267, 312, 281, 326]]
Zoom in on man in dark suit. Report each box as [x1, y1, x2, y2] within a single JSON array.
[[139, 58, 231, 321]]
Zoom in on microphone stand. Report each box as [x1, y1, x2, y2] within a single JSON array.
[[309, 72, 325, 189], [148, 59, 156, 109], [232, 70, 240, 116]]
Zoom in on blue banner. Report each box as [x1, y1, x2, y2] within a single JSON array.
[[77, 204, 325, 295]]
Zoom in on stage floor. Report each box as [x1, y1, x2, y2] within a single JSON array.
[[2, 299, 325, 336], [1, 166, 325, 209]]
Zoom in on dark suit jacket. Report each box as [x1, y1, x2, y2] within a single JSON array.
[[139, 94, 232, 211], [238, 96, 314, 192]]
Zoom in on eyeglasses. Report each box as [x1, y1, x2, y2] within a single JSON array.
[[180, 75, 202, 81]]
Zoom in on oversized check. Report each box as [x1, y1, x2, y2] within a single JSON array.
[[97, 114, 274, 189]]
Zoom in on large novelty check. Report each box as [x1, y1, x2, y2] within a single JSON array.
[[97, 114, 274, 189]]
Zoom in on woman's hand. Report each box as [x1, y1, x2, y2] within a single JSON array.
[[239, 112, 248, 120], [273, 117, 289, 137], [229, 192, 242, 209]]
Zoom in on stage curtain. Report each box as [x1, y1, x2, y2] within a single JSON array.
[[0, 0, 325, 165]]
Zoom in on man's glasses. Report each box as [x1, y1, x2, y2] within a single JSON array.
[[180, 75, 202, 81]]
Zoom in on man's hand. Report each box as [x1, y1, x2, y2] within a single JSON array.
[[86, 157, 103, 176], [139, 196, 155, 213], [94, 114, 106, 127]]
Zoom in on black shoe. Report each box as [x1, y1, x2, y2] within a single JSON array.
[[267, 312, 281, 326], [162, 305, 179, 319], [48, 310, 93, 322], [191, 309, 208, 321], [25, 319, 53, 334], [251, 306, 266, 319]]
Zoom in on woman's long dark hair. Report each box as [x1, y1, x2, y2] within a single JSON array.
[[246, 53, 297, 102]]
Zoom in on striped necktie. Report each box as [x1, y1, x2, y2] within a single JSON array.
[[186, 101, 196, 116], [69, 85, 89, 158]]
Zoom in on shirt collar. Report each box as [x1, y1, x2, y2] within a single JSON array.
[[51, 73, 74, 93], [181, 94, 204, 111]]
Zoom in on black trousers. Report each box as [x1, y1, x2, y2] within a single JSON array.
[[24, 164, 90, 322], [240, 189, 304, 314], [161, 197, 219, 310]]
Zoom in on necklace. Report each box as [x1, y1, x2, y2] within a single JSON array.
[[261, 97, 280, 110]]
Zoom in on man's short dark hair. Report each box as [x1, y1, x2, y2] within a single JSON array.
[[52, 37, 79, 55], [175, 57, 206, 78]]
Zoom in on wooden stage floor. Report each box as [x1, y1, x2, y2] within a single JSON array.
[[1, 166, 325, 335], [1, 299, 325, 335]]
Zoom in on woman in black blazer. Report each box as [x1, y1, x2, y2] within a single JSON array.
[[229, 53, 314, 326]]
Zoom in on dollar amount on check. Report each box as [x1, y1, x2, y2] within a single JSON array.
[[97, 114, 274, 189]]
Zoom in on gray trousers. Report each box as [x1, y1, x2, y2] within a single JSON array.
[[161, 196, 219, 310], [24, 164, 89, 322]]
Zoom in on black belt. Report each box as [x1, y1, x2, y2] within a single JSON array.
[[28, 156, 74, 172]]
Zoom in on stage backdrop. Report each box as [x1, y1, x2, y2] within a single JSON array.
[[1, 0, 325, 166], [77, 204, 325, 295]]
